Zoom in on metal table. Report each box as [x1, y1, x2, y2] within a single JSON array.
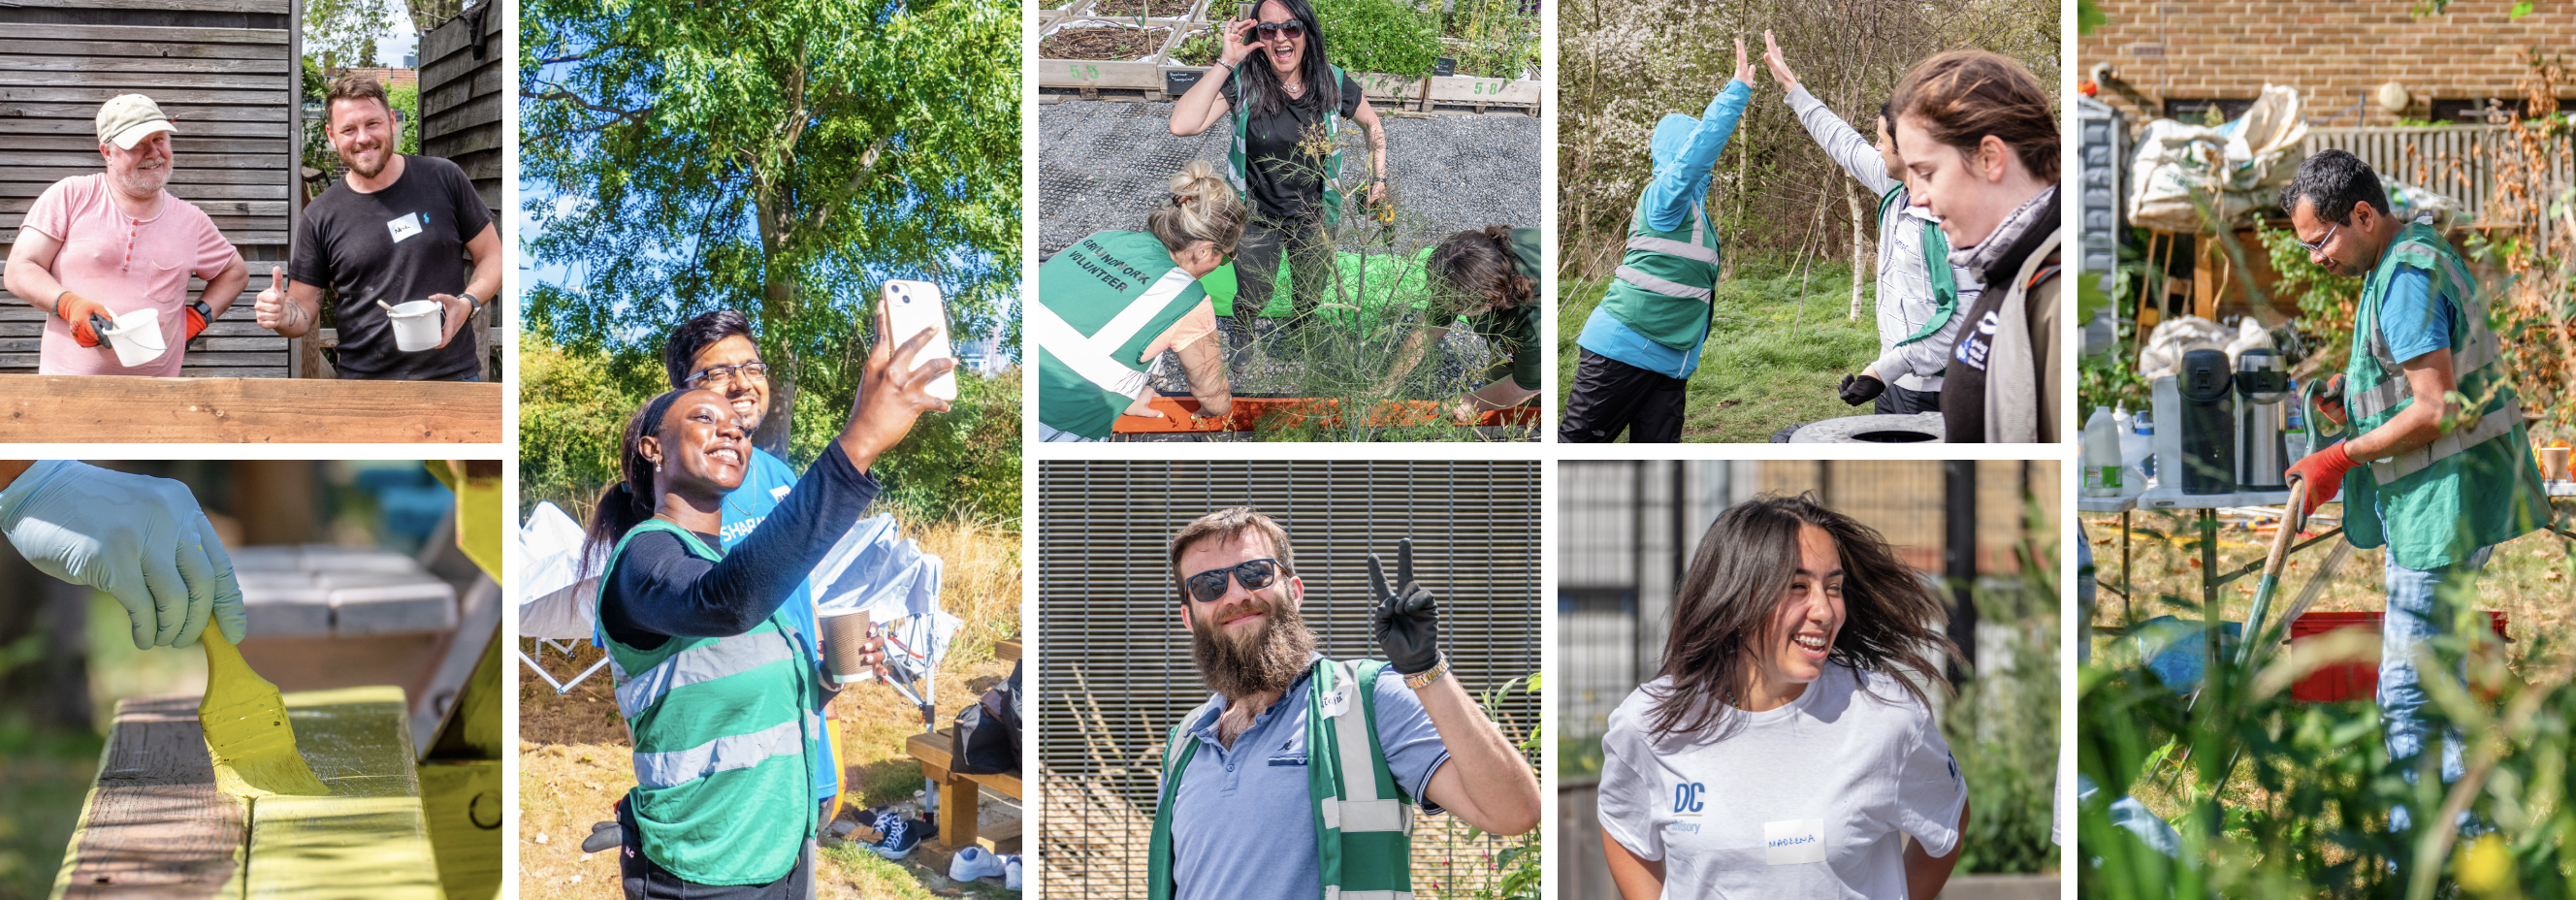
[[2085, 485, 2350, 666]]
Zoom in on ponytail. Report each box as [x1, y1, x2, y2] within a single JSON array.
[[1145, 159, 1247, 258], [1426, 226, 1535, 316]]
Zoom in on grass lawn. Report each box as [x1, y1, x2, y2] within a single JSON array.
[[1557, 254, 1882, 442]]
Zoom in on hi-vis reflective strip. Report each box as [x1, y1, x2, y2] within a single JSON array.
[[1626, 202, 1716, 264], [1614, 266, 1714, 303], [632, 719, 803, 788], [1321, 659, 1411, 835], [1031, 267, 1199, 400], [615, 635, 796, 720], [1323, 890, 1415, 900], [2348, 327, 2502, 420], [2368, 399, 2524, 485]]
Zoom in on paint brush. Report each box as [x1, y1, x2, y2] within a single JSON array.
[[198, 627, 330, 797]]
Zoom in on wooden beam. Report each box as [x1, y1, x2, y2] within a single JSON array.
[[0, 22, 290, 45], [0, 38, 292, 61], [51, 695, 249, 900], [0, 0, 290, 13], [0, 374, 501, 442], [243, 686, 442, 900]]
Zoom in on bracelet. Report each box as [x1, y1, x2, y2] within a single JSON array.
[[1401, 652, 1448, 691]]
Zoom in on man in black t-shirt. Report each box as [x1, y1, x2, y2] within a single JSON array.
[[255, 76, 499, 381]]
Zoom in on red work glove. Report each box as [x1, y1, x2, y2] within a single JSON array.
[[182, 301, 212, 343], [2316, 372, 2348, 428], [2285, 441, 2361, 520], [56, 292, 111, 348]]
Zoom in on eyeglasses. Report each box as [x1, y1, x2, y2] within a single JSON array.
[[2296, 223, 2340, 255], [1252, 21, 1304, 42], [1183, 558, 1283, 603], [684, 361, 770, 389]]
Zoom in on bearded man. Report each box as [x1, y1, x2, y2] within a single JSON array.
[[256, 75, 500, 380], [1143, 506, 1540, 900]]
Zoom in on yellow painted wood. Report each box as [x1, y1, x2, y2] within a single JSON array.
[[49, 695, 250, 900], [199, 628, 328, 798], [417, 760, 502, 900], [243, 687, 444, 900]]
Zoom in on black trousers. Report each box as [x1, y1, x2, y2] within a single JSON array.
[[619, 797, 812, 900], [1560, 347, 1689, 443], [1233, 212, 1336, 341], [1874, 381, 1942, 415]]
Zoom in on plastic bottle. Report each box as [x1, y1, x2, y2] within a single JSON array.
[[2132, 409, 2157, 484], [2116, 404, 2151, 494], [2083, 406, 2123, 497], [2281, 378, 2308, 462]]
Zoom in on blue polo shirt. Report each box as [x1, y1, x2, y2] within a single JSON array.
[[2376, 267, 2453, 365], [1156, 659, 1454, 900], [721, 446, 836, 803]]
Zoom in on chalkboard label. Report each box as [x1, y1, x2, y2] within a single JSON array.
[[1166, 68, 1204, 96], [1433, 56, 1457, 77]]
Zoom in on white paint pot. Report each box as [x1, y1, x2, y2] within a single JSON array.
[[104, 307, 166, 369], [387, 300, 443, 352]]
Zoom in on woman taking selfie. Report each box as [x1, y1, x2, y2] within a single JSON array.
[[1597, 494, 1968, 899], [584, 305, 951, 898], [1168, 0, 1389, 363]]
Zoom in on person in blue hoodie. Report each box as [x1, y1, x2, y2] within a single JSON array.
[[1561, 39, 1755, 443]]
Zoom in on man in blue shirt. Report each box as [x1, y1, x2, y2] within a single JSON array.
[[1148, 508, 1539, 900], [1562, 40, 1755, 442]]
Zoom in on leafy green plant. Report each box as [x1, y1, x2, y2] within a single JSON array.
[[1465, 672, 1543, 900], [1946, 501, 2062, 875], [1314, 0, 1439, 76], [1440, 0, 1537, 80], [2255, 223, 2364, 375]]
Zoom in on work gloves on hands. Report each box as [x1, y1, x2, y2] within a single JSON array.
[[182, 300, 213, 343], [58, 293, 112, 348], [1837, 373, 1886, 407], [2285, 441, 2361, 520], [1367, 538, 1442, 676], [0, 461, 245, 650]]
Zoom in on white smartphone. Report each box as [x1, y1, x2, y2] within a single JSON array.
[[881, 279, 958, 402]]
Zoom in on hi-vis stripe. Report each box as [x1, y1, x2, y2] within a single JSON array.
[[1319, 659, 1412, 835], [616, 636, 795, 720], [1324, 890, 1415, 900], [1033, 266, 1199, 401], [1625, 202, 1716, 264], [1614, 266, 1714, 303], [632, 719, 802, 788], [2367, 399, 2525, 485], [2350, 252, 2493, 419]]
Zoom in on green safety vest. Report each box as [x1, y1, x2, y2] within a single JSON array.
[[1146, 658, 1415, 900], [1230, 65, 1350, 228], [595, 520, 817, 885], [1596, 189, 1722, 351], [1878, 184, 1957, 345], [2337, 222, 2547, 569], [1035, 231, 1210, 439]]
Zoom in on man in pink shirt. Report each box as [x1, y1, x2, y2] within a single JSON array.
[[2, 94, 249, 376]]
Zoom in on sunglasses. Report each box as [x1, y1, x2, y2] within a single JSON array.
[[1252, 21, 1304, 42], [1183, 558, 1283, 603]]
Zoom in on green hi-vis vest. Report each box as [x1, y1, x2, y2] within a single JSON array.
[[1596, 189, 1723, 351], [1878, 184, 1957, 345], [1147, 658, 1415, 900], [1035, 231, 1209, 439], [595, 520, 816, 885], [2337, 222, 2547, 570], [1230, 64, 1351, 228]]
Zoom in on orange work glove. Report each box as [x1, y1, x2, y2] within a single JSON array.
[[56, 292, 111, 348], [2285, 441, 2362, 520], [182, 301, 212, 343]]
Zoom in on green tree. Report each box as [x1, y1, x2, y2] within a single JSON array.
[[518, 0, 1021, 456], [305, 0, 397, 69]]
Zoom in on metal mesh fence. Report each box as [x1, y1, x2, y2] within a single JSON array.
[[1038, 460, 1541, 898]]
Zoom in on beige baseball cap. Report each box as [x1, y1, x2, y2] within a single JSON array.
[[95, 94, 178, 149]]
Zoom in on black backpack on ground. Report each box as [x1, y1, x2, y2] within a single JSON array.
[[950, 660, 1020, 775]]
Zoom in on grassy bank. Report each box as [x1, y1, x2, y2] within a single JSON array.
[[1556, 255, 1881, 442]]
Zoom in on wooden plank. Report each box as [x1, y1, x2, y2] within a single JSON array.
[[0, 22, 289, 45], [418, 66, 498, 119], [995, 639, 1020, 662], [0, 117, 291, 138], [52, 695, 249, 900], [0, 54, 289, 74], [244, 686, 442, 900], [0, 103, 291, 123], [0, 70, 285, 91], [9, 152, 282, 170], [0, 86, 292, 106], [0, 0, 288, 12], [2, 135, 292, 154], [424, 91, 498, 131], [0, 169, 289, 187], [415, 51, 493, 97], [421, 124, 499, 159], [0, 375, 502, 442], [4, 38, 292, 60], [417, 8, 497, 62], [904, 729, 1023, 797], [415, 760, 501, 900], [0, 338, 282, 353]]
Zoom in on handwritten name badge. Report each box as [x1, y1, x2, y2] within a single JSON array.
[[1762, 819, 1826, 866], [387, 211, 423, 243]]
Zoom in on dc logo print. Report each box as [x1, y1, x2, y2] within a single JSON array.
[[1673, 782, 1706, 813]]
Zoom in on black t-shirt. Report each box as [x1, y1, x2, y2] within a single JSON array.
[[290, 154, 493, 381], [1222, 68, 1366, 220]]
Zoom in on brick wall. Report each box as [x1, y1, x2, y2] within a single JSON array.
[[2077, 0, 2575, 128]]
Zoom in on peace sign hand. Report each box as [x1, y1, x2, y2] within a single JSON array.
[[1367, 537, 1442, 676]]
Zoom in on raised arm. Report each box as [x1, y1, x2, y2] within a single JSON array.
[[1170, 19, 1256, 136], [1641, 42, 1754, 231], [1767, 29, 1897, 196], [1371, 539, 1539, 836]]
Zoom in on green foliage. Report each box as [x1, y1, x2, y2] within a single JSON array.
[[303, 0, 396, 69], [1314, 0, 1439, 77], [1946, 506, 2062, 875], [791, 368, 1022, 526], [1556, 252, 1879, 441], [1439, 0, 1538, 80], [516, 326, 663, 519], [1465, 672, 1543, 900], [2255, 224, 2363, 374], [386, 80, 421, 156]]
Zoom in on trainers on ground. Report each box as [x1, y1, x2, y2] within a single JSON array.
[[1004, 854, 1023, 890], [865, 811, 926, 860], [950, 846, 1006, 882]]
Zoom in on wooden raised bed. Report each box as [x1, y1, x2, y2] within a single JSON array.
[[0, 374, 503, 442]]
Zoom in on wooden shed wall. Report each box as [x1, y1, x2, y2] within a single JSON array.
[[419, 1, 499, 220], [0, 0, 300, 377]]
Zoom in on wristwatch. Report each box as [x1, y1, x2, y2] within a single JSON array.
[[457, 292, 481, 309]]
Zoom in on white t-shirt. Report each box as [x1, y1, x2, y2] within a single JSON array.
[[1596, 662, 1967, 899]]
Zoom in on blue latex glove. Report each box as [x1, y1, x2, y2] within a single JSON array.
[[0, 461, 243, 649]]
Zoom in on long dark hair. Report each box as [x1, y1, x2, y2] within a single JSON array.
[[1426, 226, 1535, 317], [1646, 493, 1956, 739], [580, 390, 688, 574], [1240, 0, 1338, 120]]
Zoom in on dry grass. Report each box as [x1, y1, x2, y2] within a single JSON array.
[[516, 520, 1022, 899]]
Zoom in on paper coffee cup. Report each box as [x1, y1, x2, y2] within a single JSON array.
[[105, 307, 166, 368], [2545, 445, 2571, 483], [820, 608, 879, 685], [387, 300, 443, 352]]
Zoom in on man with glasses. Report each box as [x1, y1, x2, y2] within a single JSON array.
[[1144, 507, 1538, 900], [2277, 149, 2547, 836]]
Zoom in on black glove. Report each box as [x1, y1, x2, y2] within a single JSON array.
[[1838, 372, 1885, 406], [1368, 538, 1441, 675]]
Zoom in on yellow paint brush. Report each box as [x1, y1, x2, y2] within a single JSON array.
[[199, 627, 330, 797]]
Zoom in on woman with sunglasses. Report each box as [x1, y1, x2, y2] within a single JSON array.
[[1597, 494, 1967, 899], [580, 305, 951, 899], [1369, 225, 1542, 420], [1888, 49, 2061, 443], [1036, 161, 1245, 441], [1168, 0, 1389, 366]]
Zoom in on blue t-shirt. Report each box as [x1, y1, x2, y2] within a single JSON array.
[[723, 446, 836, 803], [2377, 267, 2453, 365], [1157, 660, 1454, 900]]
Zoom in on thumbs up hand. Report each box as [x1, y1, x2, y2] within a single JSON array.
[[253, 268, 291, 333]]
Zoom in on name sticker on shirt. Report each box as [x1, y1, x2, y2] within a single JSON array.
[[1318, 686, 1350, 718], [1763, 819, 1826, 866], [387, 211, 424, 243]]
